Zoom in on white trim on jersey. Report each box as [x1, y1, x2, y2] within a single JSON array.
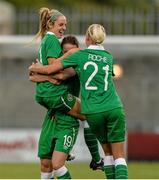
[[87, 45, 105, 50], [46, 31, 55, 35], [61, 96, 72, 110]]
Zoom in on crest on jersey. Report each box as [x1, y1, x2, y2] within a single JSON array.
[[67, 93, 73, 101]]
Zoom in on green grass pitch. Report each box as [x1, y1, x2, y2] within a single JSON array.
[[0, 161, 159, 179]]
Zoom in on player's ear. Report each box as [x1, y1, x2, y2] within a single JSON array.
[[85, 35, 91, 46], [48, 21, 54, 29]]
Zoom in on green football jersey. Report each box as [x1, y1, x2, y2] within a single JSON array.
[[54, 72, 80, 128], [36, 32, 67, 97], [65, 74, 80, 97], [61, 45, 123, 114]]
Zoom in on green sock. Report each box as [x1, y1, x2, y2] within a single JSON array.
[[114, 158, 128, 179], [115, 165, 128, 179], [84, 127, 101, 162], [57, 171, 71, 179], [104, 165, 115, 179]]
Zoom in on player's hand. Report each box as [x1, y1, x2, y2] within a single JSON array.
[[28, 61, 43, 71], [48, 78, 61, 85]]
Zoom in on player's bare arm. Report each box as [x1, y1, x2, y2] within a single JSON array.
[[47, 47, 79, 64], [53, 68, 76, 80], [29, 61, 64, 75], [29, 73, 61, 85]]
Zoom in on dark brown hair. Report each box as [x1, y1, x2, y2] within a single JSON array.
[[61, 35, 79, 48]]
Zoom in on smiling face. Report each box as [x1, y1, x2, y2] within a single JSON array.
[[49, 16, 67, 39]]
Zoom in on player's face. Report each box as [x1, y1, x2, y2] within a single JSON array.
[[62, 43, 77, 53], [50, 16, 67, 39]]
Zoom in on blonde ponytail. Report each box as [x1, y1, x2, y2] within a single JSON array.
[[86, 24, 106, 44]]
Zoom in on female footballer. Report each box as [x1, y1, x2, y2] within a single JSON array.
[[29, 23, 128, 179]]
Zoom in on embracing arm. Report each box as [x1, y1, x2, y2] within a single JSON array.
[[48, 48, 79, 64], [29, 73, 61, 84], [29, 73, 50, 82], [53, 68, 76, 80], [29, 67, 75, 84], [29, 61, 64, 75], [29, 48, 78, 75]]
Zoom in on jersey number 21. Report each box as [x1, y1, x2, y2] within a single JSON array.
[[84, 61, 109, 91]]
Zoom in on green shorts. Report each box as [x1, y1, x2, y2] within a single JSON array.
[[36, 91, 76, 114], [53, 125, 79, 154], [38, 111, 79, 159], [85, 107, 126, 144]]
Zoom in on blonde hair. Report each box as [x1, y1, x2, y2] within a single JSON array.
[[86, 24, 106, 44], [35, 7, 65, 40]]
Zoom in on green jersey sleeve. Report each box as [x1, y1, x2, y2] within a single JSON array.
[[61, 51, 80, 68]]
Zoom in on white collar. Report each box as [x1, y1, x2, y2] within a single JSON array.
[[87, 45, 105, 50], [46, 31, 61, 41], [46, 31, 55, 35]]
